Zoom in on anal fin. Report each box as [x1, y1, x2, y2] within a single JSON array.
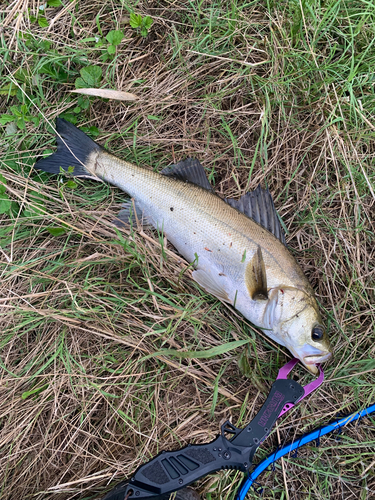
[[113, 201, 151, 228], [192, 269, 231, 303], [245, 246, 268, 300]]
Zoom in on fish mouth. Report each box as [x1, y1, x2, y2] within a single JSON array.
[[304, 352, 333, 365], [288, 346, 332, 375], [302, 352, 332, 375]]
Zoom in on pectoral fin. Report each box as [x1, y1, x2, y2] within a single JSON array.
[[192, 269, 231, 303], [245, 246, 268, 300]]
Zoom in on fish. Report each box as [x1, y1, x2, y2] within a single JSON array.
[[34, 118, 332, 374]]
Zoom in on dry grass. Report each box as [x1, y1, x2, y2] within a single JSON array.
[[0, 0, 374, 499]]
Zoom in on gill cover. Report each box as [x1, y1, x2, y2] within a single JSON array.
[[262, 287, 332, 372]]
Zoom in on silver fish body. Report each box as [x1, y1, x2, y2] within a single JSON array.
[[34, 119, 333, 372]]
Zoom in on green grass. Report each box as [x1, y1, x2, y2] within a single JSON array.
[[0, 0, 374, 499]]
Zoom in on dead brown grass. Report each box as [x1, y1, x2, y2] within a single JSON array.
[[0, 1, 374, 499]]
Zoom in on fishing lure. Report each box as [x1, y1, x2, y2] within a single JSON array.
[[102, 359, 323, 500]]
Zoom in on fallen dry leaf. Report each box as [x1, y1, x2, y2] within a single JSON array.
[[71, 88, 138, 101]]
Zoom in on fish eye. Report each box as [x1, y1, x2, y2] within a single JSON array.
[[311, 325, 325, 341]]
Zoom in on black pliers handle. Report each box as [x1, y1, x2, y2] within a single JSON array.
[[103, 360, 323, 500]]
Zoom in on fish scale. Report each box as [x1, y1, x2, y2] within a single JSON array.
[[94, 152, 305, 289]]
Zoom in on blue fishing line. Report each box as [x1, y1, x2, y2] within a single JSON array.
[[235, 403, 375, 500]]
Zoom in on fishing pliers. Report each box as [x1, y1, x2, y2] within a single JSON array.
[[102, 359, 323, 500]]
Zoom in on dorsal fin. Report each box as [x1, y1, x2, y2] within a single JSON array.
[[225, 185, 286, 245], [161, 158, 213, 191]]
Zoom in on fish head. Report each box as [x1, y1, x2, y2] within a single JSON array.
[[265, 287, 332, 374]]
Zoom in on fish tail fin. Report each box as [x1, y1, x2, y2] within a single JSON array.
[[34, 118, 104, 177]]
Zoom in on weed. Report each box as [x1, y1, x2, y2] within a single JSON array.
[[130, 13, 154, 37], [75, 65, 103, 88]]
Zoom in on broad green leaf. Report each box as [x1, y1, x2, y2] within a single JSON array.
[[81, 125, 100, 137], [65, 180, 77, 189], [0, 84, 17, 96], [106, 30, 124, 46], [47, 0, 62, 6], [79, 65, 102, 87], [141, 27, 148, 37], [10, 105, 22, 117], [38, 16, 49, 28], [74, 77, 87, 89], [47, 227, 67, 236], [0, 114, 15, 125], [10, 201, 19, 216], [143, 16, 153, 30], [130, 13, 142, 28], [0, 198, 12, 214], [16, 116, 26, 130], [107, 44, 116, 55], [59, 112, 77, 124], [41, 40, 51, 50], [38, 62, 55, 77]]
